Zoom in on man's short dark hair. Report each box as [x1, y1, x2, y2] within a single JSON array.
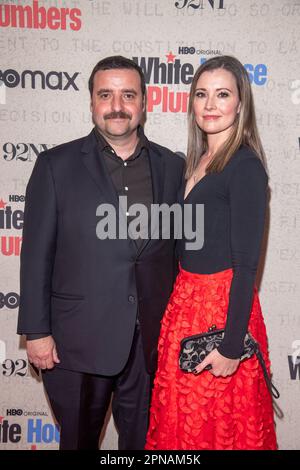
[[88, 56, 146, 97]]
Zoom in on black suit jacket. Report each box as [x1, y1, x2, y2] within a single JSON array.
[[17, 130, 185, 375]]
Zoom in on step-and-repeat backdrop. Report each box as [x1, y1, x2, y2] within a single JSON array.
[[0, 0, 299, 450]]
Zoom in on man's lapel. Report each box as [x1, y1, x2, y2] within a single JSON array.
[[81, 131, 138, 253], [81, 130, 119, 207]]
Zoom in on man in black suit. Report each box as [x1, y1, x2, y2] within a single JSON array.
[[17, 56, 184, 450]]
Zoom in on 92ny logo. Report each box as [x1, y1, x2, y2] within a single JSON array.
[[175, 0, 225, 9], [2, 143, 55, 162], [2, 359, 28, 377]]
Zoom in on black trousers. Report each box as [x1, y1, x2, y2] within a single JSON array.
[[42, 326, 153, 450]]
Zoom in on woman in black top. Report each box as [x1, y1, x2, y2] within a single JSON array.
[[146, 56, 277, 450]]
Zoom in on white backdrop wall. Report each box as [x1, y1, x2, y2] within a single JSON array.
[[0, 0, 299, 450]]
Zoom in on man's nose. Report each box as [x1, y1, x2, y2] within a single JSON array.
[[111, 94, 123, 111]]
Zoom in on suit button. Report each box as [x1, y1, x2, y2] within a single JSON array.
[[128, 295, 135, 303]]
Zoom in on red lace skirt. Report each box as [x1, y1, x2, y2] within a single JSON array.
[[145, 267, 277, 450]]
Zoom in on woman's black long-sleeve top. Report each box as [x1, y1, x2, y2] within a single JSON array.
[[179, 145, 268, 359]]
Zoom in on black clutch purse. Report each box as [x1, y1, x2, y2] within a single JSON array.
[[179, 325, 280, 399]]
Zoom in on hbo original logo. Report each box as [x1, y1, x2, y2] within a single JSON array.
[[6, 409, 23, 416], [178, 47, 196, 54]]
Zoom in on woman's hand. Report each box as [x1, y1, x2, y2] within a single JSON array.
[[193, 348, 240, 377]]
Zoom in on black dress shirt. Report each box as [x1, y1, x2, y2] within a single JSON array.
[[94, 126, 153, 245]]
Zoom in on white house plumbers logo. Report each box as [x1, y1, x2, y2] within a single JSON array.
[[133, 52, 268, 113]]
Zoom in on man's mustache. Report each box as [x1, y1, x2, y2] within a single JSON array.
[[104, 111, 132, 120]]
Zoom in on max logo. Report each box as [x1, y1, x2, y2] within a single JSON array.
[[0, 69, 80, 91]]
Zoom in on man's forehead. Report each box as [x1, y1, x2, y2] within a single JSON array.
[[93, 69, 142, 93], [94, 68, 140, 81]]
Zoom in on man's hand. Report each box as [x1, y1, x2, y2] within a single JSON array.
[[27, 336, 60, 370]]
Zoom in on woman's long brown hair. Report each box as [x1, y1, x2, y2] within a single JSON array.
[[186, 55, 267, 179]]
